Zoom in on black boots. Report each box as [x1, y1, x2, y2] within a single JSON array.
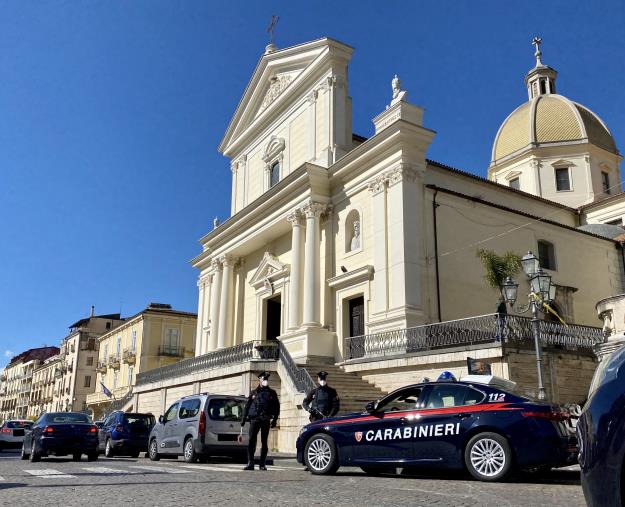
[[243, 462, 254, 471]]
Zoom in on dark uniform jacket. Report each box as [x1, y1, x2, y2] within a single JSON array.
[[303, 385, 340, 420], [241, 385, 280, 424]]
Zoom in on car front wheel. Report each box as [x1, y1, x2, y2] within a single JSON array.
[[303, 434, 339, 475], [104, 439, 114, 458], [464, 432, 512, 482], [20, 443, 28, 460], [148, 439, 160, 461], [29, 440, 41, 463]]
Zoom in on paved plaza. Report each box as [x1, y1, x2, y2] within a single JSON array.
[[0, 450, 585, 506]]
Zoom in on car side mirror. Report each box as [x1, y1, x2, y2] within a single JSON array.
[[158, 415, 164, 424], [365, 401, 378, 414]]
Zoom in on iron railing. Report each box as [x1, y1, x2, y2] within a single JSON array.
[[278, 341, 315, 393], [136, 341, 279, 386], [344, 314, 604, 360]]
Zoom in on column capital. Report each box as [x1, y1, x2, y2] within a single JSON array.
[[220, 254, 238, 268], [286, 209, 305, 227], [386, 162, 420, 187], [367, 174, 388, 195], [211, 258, 223, 271], [301, 200, 330, 219]]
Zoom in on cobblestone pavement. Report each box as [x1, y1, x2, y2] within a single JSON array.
[[0, 450, 586, 507]]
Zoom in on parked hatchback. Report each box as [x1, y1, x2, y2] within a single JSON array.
[[0, 420, 33, 451], [98, 411, 155, 457], [148, 393, 248, 463]]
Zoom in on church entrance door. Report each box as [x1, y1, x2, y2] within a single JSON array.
[[265, 295, 282, 341], [349, 296, 365, 337]]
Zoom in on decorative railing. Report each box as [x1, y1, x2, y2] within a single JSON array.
[[278, 341, 315, 393], [123, 349, 136, 364], [137, 341, 278, 386], [344, 314, 604, 361], [108, 354, 121, 369], [97, 361, 107, 374]]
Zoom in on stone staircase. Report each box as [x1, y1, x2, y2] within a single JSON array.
[[303, 364, 387, 415]]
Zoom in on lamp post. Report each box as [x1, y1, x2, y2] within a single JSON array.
[[501, 251, 555, 401]]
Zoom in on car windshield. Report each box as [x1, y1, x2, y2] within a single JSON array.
[[208, 398, 245, 421], [46, 413, 91, 424], [122, 414, 155, 427], [6, 421, 32, 429]]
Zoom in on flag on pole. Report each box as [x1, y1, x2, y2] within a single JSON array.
[[100, 381, 113, 399]]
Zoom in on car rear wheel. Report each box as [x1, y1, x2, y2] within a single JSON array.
[[20, 443, 28, 460], [148, 439, 160, 461], [304, 434, 339, 475], [183, 438, 197, 463], [104, 438, 114, 458], [87, 451, 98, 462], [29, 441, 41, 463], [72, 453, 82, 461], [464, 432, 512, 482]]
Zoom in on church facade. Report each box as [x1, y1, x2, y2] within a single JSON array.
[[191, 36, 624, 366]]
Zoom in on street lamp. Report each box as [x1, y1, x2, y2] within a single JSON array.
[[501, 251, 555, 401]]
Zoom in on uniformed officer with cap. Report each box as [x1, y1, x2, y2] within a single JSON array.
[[303, 371, 340, 422], [240, 371, 280, 470]]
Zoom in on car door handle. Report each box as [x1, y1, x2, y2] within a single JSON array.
[[455, 413, 471, 419]]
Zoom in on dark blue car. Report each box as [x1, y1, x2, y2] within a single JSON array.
[[98, 411, 155, 457], [20, 412, 99, 462], [296, 377, 577, 481], [578, 346, 625, 506]]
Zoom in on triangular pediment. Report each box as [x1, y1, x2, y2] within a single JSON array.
[[249, 252, 290, 289], [219, 38, 353, 157]]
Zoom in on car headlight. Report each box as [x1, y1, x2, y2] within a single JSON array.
[[299, 426, 307, 437]]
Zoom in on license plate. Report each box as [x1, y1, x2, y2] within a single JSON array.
[[13, 430, 24, 437]]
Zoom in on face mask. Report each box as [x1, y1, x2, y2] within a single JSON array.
[[261, 380, 268, 387], [319, 380, 326, 386]]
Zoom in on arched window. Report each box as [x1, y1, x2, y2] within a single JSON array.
[[270, 161, 280, 187], [345, 209, 361, 253], [537, 240, 556, 271]]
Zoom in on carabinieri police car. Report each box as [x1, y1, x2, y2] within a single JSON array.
[[296, 374, 577, 481]]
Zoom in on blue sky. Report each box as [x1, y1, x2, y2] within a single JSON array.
[[1, 0, 624, 367]]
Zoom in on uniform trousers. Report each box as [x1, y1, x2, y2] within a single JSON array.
[[247, 417, 271, 465]]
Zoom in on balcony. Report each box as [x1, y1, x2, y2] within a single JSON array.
[[343, 313, 604, 361], [158, 345, 185, 358], [54, 368, 63, 379], [0, 374, 6, 382], [108, 354, 121, 369], [122, 348, 136, 364], [97, 361, 107, 374]]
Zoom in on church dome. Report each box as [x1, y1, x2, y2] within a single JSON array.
[[492, 95, 617, 162], [491, 38, 617, 163]]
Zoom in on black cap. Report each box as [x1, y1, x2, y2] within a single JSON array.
[[317, 371, 328, 380], [258, 371, 270, 380]]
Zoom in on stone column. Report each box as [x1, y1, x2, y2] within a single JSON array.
[[217, 255, 235, 349], [207, 259, 223, 352], [368, 174, 389, 316], [230, 162, 238, 216], [287, 210, 305, 330], [302, 201, 327, 327], [195, 278, 206, 356], [200, 275, 212, 355]]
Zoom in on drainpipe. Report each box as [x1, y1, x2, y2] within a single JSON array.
[[432, 187, 442, 322]]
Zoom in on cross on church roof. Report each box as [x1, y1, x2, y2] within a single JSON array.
[[267, 15, 279, 45], [532, 36, 543, 66]]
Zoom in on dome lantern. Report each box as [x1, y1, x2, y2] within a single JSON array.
[[525, 37, 558, 100]]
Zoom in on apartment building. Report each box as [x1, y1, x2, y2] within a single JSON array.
[[52, 309, 124, 413], [0, 347, 59, 421], [87, 303, 196, 418], [28, 354, 62, 418]]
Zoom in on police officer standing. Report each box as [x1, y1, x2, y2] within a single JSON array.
[[240, 371, 280, 471], [303, 371, 340, 422]]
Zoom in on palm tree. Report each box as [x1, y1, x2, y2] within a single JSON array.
[[476, 249, 522, 301]]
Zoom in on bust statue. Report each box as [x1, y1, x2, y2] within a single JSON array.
[[350, 220, 361, 251], [213, 217, 220, 229], [390, 74, 407, 106]]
